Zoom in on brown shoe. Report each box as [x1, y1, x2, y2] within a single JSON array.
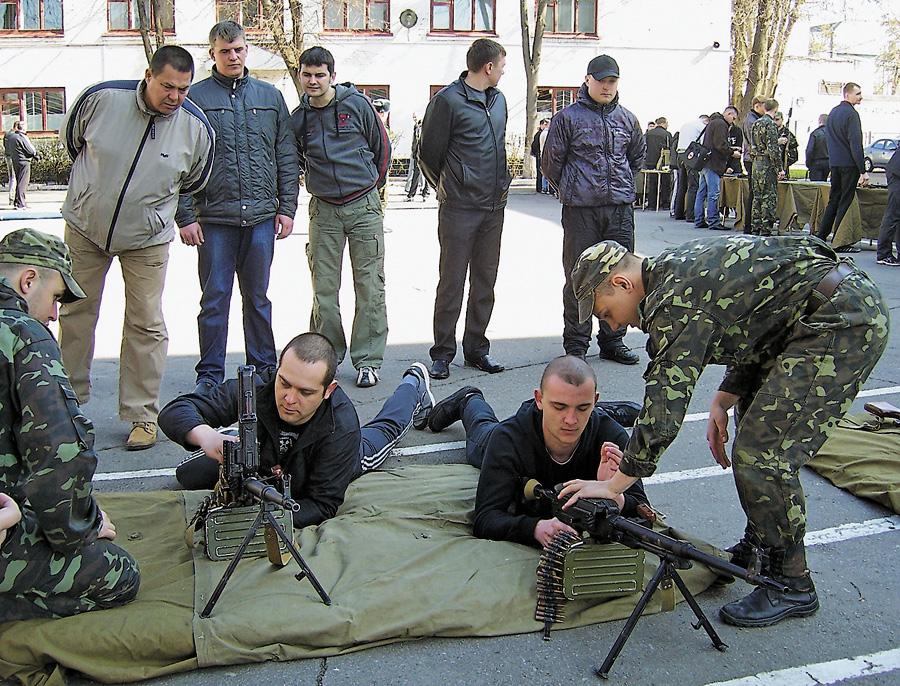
[[126, 421, 157, 451]]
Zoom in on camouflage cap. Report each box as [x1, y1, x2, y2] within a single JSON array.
[[571, 240, 628, 323], [0, 228, 86, 303]]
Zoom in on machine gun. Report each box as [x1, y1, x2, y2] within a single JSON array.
[[525, 480, 789, 678], [199, 365, 332, 618]]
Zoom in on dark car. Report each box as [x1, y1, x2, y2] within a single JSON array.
[[864, 138, 899, 172]]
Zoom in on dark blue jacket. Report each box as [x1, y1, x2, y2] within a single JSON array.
[[885, 147, 900, 183], [418, 73, 511, 211], [541, 86, 645, 207], [176, 68, 298, 228], [825, 100, 865, 172]]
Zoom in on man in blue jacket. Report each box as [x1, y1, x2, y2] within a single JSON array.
[[815, 82, 869, 252], [290, 47, 391, 389], [177, 21, 299, 393], [542, 54, 646, 366]]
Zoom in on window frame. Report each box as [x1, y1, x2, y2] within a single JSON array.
[[358, 85, 390, 127], [323, 0, 391, 33], [537, 86, 578, 117], [542, 0, 597, 37], [0, 0, 64, 34], [1, 87, 66, 135], [214, 0, 265, 32], [106, 0, 175, 34], [430, 0, 496, 34]]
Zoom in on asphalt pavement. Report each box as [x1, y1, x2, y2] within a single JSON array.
[[1, 180, 898, 685]]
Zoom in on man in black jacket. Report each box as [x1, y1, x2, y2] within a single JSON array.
[[816, 82, 869, 252], [419, 39, 511, 381], [542, 54, 645, 366], [694, 108, 741, 230], [5, 121, 36, 210], [425, 355, 649, 547], [159, 333, 434, 529], [805, 114, 829, 182], [177, 21, 299, 392], [875, 148, 900, 266]]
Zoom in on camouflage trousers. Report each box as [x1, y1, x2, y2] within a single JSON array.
[[732, 264, 889, 575], [0, 510, 140, 621], [750, 160, 778, 236]]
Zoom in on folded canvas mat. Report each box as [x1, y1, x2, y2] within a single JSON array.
[[0, 464, 724, 686], [807, 412, 900, 514]]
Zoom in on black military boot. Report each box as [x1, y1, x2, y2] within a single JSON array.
[[726, 531, 769, 573], [719, 547, 818, 627]]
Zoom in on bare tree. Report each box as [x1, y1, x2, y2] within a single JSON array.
[[876, 17, 900, 95], [136, 0, 168, 66], [255, 0, 313, 99], [519, 0, 550, 178], [730, 0, 804, 113]]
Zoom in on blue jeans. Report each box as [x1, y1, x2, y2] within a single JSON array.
[[196, 220, 277, 384], [694, 168, 722, 229]]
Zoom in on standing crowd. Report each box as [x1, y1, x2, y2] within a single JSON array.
[[0, 30, 892, 647]]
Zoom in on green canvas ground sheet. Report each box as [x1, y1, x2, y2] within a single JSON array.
[[807, 412, 900, 514], [0, 464, 723, 686]]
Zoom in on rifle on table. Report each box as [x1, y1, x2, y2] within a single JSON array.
[[198, 365, 331, 618], [524, 480, 788, 679]]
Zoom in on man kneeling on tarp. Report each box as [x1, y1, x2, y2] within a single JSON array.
[[426, 355, 650, 548], [159, 333, 434, 528], [0, 229, 140, 621]]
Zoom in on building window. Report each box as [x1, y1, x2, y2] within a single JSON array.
[[544, 0, 596, 35], [1, 88, 65, 133], [358, 85, 390, 126], [324, 0, 389, 32], [537, 86, 577, 116], [216, 0, 263, 30], [431, 0, 494, 33], [0, 0, 63, 31], [108, 0, 174, 32]]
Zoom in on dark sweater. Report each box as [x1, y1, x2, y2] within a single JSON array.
[[473, 399, 649, 546], [825, 100, 865, 172]]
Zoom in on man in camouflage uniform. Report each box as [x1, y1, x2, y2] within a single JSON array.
[[748, 99, 785, 236], [0, 229, 140, 621], [559, 236, 889, 628], [773, 111, 799, 174]]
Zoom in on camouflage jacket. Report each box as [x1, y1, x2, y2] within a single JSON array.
[[0, 278, 102, 554], [748, 114, 782, 170], [621, 235, 839, 478]]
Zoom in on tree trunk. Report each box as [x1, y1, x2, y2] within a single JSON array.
[[519, 0, 548, 179], [136, 0, 154, 66], [261, 0, 306, 101]]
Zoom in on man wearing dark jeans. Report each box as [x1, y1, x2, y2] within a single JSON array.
[[424, 355, 649, 548], [419, 39, 511, 380], [875, 148, 900, 266], [816, 82, 869, 252], [673, 115, 707, 221]]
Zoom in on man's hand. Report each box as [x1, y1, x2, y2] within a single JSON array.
[[0, 492, 22, 546], [859, 172, 870, 187], [596, 442, 623, 481], [179, 222, 204, 246], [707, 390, 740, 468], [98, 509, 116, 540], [275, 214, 294, 239], [778, 170, 787, 180], [534, 517, 578, 548], [185, 425, 239, 463]]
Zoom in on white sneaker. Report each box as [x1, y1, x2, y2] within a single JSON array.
[[356, 366, 380, 388]]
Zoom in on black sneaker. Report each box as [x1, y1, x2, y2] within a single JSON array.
[[877, 255, 900, 266], [834, 244, 861, 253], [595, 400, 642, 428], [719, 573, 819, 627], [404, 363, 435, 430], [428, 386, 483, 432], [598, 342, 640, 365]]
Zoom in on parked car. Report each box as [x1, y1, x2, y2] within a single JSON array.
[[864, 138, 900, 172]]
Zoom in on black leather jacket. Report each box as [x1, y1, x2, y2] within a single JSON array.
[[418, 73, 511, 211]]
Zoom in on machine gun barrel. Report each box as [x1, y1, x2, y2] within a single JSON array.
[[524, 480, 788, 593], [243, 477, 301, 512]]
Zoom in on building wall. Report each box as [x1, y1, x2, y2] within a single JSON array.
[[1, 0, 732, 158]]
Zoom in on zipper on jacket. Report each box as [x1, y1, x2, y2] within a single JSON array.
[[105, 116, 155, 252]]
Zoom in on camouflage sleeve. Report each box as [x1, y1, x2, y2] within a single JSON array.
[[621, 306, 722, 478], [13, 324, 102, 554]]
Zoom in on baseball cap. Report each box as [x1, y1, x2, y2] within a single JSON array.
[[587, 55, 619, 80], [0, 228, 86, 303], [571, 241, 628, 323], [372, 98, 390, 113]]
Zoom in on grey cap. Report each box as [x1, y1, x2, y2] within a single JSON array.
[[0, 228, 86, 303], [571, 241, 628, 323]]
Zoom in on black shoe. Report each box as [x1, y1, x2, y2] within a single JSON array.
[[595, 400, 642, 428], [429, 359, 450, 379], [404, 362, 434, 429], [598, 343, 640, 365], [834, 244, 861, 253], [695, 222, 709, 229], [719, 573, 819, 627], [877, 255, 900, 266], [428, 386, 483, 432], [464, 354, 505, 374], [726, 534, 769, 572], [566, 350, 588, 361]]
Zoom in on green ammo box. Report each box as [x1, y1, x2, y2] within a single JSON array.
[[562, 539, 645, 600], [203, 504, 292, 562]]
